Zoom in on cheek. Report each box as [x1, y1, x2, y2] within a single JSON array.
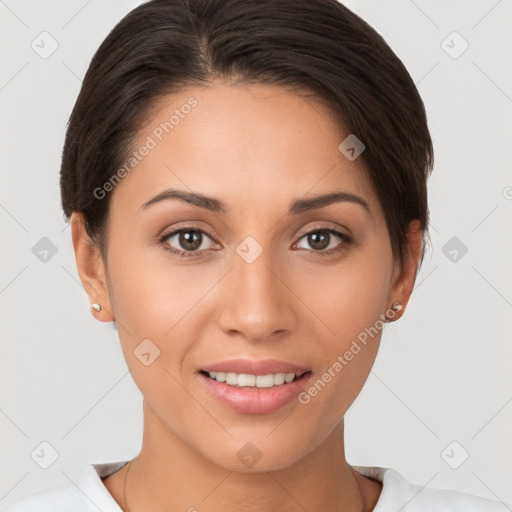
[[295, 246, 392, 338], [106, 236, 206, 331], [107, 244, 204, 418], [292, 246, 392, 408], [106, 237, 222, 388]]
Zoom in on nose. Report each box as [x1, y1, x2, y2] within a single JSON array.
[[216, 241, 298, 342]]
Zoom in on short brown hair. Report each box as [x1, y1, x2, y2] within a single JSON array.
[[60, 0, 434, 271]]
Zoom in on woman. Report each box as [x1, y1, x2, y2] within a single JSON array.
[[1, 0, 507, 510]]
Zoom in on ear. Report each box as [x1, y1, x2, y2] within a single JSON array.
[[387, 219, 423, 320], [70, 212, 115, 322]]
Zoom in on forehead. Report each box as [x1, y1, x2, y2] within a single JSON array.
[[110, 80, 379, 220]]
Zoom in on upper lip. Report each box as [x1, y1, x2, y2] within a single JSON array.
[[200, 358, 310, 376]]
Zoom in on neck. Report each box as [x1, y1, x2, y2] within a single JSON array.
[[118, 400, 381, 512]]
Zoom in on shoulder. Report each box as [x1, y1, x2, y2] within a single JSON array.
[[0, 460, 129, 512], [0, 481, 88, 512], [353, 465, 510, 511]]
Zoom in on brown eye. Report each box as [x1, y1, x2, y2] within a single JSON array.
[[160, 228, 216, 257], [307, 231, 330, 250], [177, 230, 203, 251], [295, 228, 352, 255]]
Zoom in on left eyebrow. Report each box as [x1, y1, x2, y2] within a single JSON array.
[[289, 191, 371, 217], [139, 188, 371, 217]]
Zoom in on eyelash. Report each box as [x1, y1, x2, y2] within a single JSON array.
[[158, 225, 353, 259]]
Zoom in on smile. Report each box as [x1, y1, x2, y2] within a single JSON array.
[[198, 370, 313, 414], [202, 370, 306, 388]]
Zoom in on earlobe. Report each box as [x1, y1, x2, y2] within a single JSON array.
[[70, 213, 115, 322], [387, 219, 423, 321]]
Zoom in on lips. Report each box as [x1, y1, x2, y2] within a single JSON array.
[[196, 358, 313, 414], [198, 368, 313, 414], [199, 358, 310, 376]]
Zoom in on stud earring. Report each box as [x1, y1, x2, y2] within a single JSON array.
[[385, 301, 403, 322], [391, 301, 403, 312], [90, 303, 102, 312]]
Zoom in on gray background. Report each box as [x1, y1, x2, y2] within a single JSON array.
[[1, 0, 511, 506]]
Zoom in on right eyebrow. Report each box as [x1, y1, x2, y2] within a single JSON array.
[[139, 189, 226, 213]]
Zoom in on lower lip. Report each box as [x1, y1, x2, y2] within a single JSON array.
[[198, 371, 312, 414]]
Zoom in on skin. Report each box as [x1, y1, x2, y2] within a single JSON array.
[[71, 79, 423, 512]]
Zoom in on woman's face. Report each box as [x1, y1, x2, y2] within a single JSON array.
[[76, 80, 419, 471]]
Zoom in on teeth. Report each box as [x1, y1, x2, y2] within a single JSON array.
[[206, 371, 299, 387]]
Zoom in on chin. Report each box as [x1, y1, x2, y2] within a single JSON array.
[[201, 436, 310, 474]]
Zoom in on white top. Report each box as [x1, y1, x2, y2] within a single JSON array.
[[0, 460, 508, 511]]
